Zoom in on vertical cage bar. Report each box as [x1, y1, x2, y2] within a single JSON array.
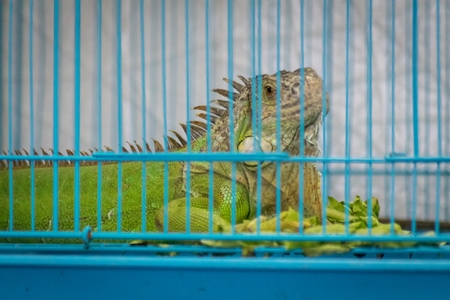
[[275, 0, 281, 232], [73, 0, 81, 231], [403, 0, 412, 220], [52, 0, 60, 232], [256, 0, 263, 233], [205, 0, 211, 153], [321, 0, 328, 230], [435, 2, 442, 158], [29, 0, 36, 231], [389, 0, 397, 232], [325, 0, 334, 196], [384, 0, 391, 216], [434, 0, 442, 232], [366, 0, 373, 230], [206, 0, 215, 233], [96, 0, 103, 231], [344, 0, 352, 233], [249, 0, 256, 232], [411, 0, 420, 158], [116, 0, 123, 232], [184, 0, 191, 233], [411, 0, 419, 233], [298, 0, 305, 234]]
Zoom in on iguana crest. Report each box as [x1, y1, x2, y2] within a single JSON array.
[[0, 77, 244, 169]]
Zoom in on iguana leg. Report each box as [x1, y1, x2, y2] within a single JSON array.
[[155, 178, 250, 232], [155, 198, 230, 232]]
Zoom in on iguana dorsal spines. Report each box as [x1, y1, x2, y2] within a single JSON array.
[[0, 78, 242, 168]]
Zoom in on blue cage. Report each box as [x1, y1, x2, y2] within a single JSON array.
[[1, 0, 450, 299]]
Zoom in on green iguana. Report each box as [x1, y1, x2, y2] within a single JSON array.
[[0, 68, 328, 242]]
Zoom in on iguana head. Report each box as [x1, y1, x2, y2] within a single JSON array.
[[222, 68, 328, 162], [210, 68, 328, 218]]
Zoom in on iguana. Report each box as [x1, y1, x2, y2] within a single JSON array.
[[0, 68, 328, 243]]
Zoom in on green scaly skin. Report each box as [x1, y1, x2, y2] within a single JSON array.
[[0, 68, 328, 243]]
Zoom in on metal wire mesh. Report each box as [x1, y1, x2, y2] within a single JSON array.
[[0, 0, 450, 260]]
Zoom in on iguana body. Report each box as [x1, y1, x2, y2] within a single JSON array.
[[0, 68, 328, 241]]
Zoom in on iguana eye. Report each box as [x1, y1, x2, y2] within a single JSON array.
[[263, 84, 276, 99]]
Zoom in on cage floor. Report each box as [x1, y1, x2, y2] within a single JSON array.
[[1, 244, 450, 299], [1, 252, 450, 299]]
